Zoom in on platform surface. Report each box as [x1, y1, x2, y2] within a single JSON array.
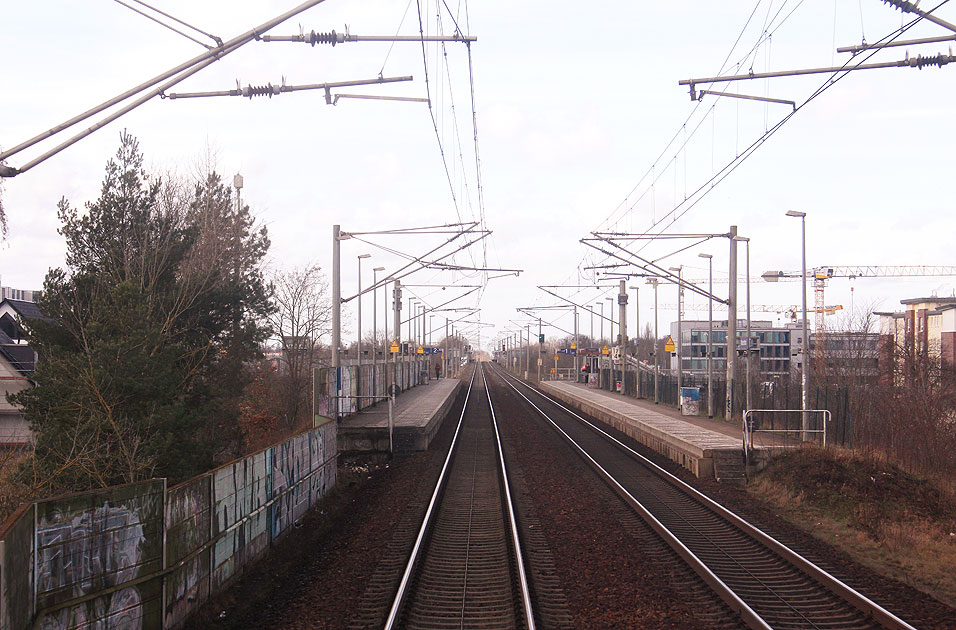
[[338, 377, 461, 452], [541, 381, 742, 450]]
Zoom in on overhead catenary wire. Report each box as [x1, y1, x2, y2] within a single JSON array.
[[0, 0, 331, 176], [112, 0, 215, 48], [574, 0, 946, 285]]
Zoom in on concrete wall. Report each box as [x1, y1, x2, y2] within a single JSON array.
[[0, 420, 337, 630], [314, 360, 429, 422]]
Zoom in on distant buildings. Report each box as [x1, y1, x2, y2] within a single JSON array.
[[0, 298, 44, 446], [668, 317, 880, 381], [876, 296, 956, 376], [0, 286, 40, 303], [669, 319, 806, 378]]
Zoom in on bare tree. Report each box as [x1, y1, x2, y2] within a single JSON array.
[[268, 264, 332, 430]]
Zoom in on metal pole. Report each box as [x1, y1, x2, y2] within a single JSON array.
[[393, 279, 402, 359], [538, 318, 543, 382], [590, 306, 594, 342], [600, 302, 605, 344], [674, 267, 683, 410], [525, 324, 530, 376], [388, 394, 394, 454], [787, 210, 810, 440], [727, 225, 738, 420], [699, 253, 713, 418], [654, 280, 661, 405], [632, 286, 640, 398], [332, 224, 341, 420], [574, 305, 579, 379], [744, 239, 752, 416], [357, 254, 369, 376]]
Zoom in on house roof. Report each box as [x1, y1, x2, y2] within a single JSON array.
[[899, 297, 956, 306], [0, 345, 35, 375], [2, 299, 49, 321]]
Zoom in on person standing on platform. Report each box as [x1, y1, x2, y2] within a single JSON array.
[[434, 362, 442, 380]]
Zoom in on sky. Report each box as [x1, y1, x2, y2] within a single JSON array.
[[2, 0, 955, 351]]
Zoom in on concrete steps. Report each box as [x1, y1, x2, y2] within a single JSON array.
[[713, 449, 747, 484]]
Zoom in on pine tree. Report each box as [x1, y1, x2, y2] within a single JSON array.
[[13, 132, 272, 492]]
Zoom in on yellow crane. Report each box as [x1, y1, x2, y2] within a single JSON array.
[[761, 265, 956, 361]]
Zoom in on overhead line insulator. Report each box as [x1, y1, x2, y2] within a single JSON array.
[[306, 29, 344, 46], [241, 83, 282, 98]]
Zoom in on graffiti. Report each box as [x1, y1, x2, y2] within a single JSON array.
[[0, 424, 337, 630], [36, 504, 145, 629], [165, 479, 211, 627], [211, 452, 269, 588]]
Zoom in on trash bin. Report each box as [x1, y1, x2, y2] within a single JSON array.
[[680, 387, 700, 415]]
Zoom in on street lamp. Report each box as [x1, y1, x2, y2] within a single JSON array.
[[599, 301, 605, 344], [606, 297, 615, 345], [357, 254, 371, 373], [734, 236, 753, 417], [698, 253, 714, 418], [647, 278, 660, 404], [669, 266, 683, 409], [373, 266, 385, 371], [786, 209, 809, 440], [629, 285, 640, 399]]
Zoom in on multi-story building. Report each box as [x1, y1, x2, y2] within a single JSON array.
[[0, 286, 40, 303], [669, 319, 805, 377], [876, 296, 956, 376]]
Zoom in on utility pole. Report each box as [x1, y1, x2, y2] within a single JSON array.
[[393, 279, 402, 361], [618, 280, 627, 395], [629, 285, 640, 399], [573, 305, 579, 378], [373, 266, 384, 372], [699, 253, 714, 417], [670, 266, 683, 410], [357, 253, 370, 377], [727, 225, 738, 420], [650, 279, 660, 404], [786, 210, 809, 440], [525, 324, 530, 376], [538, 317, 543, 382], [331, 224, 342, 419]]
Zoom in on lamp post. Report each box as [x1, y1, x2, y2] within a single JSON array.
[[786, 210, 809, 440], [373, 266, 385, 359], [629, 285, 640, 399], [357, 254, 371, 375], [599, 302, 605, 345], [669, 266, 684, 411], [590, 305, 595, 343], [698, 253, 714, 418], [648, 278, 660, 404], [408, 298, 416, 350], [734, 237, 753, 417]]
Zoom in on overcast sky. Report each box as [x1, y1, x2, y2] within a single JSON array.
[[2, 1, 955, 350]]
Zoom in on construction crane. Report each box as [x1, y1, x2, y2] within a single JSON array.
[[762, 265, 956, 361], [660, 303, 843, 321]]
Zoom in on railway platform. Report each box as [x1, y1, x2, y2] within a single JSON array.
[[538, 380, 748, 481], [337, 377, 461, 453]]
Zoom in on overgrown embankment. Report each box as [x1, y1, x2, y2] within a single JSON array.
[[749, 447, 956, 607]]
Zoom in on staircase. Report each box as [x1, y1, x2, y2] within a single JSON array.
[[713, 449, 747, 484]]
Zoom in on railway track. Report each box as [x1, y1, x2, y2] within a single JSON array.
[[384, 363, 535, 630], [487, 363, 918, 630]]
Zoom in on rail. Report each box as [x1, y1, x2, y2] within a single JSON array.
[[490, 364, 915, 630]]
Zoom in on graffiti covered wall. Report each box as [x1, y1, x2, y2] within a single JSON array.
[[0, 420, 338, 630], [34, 480, 166, 630]]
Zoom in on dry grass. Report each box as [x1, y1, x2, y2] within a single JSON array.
[[749, 447, 956, 608]]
